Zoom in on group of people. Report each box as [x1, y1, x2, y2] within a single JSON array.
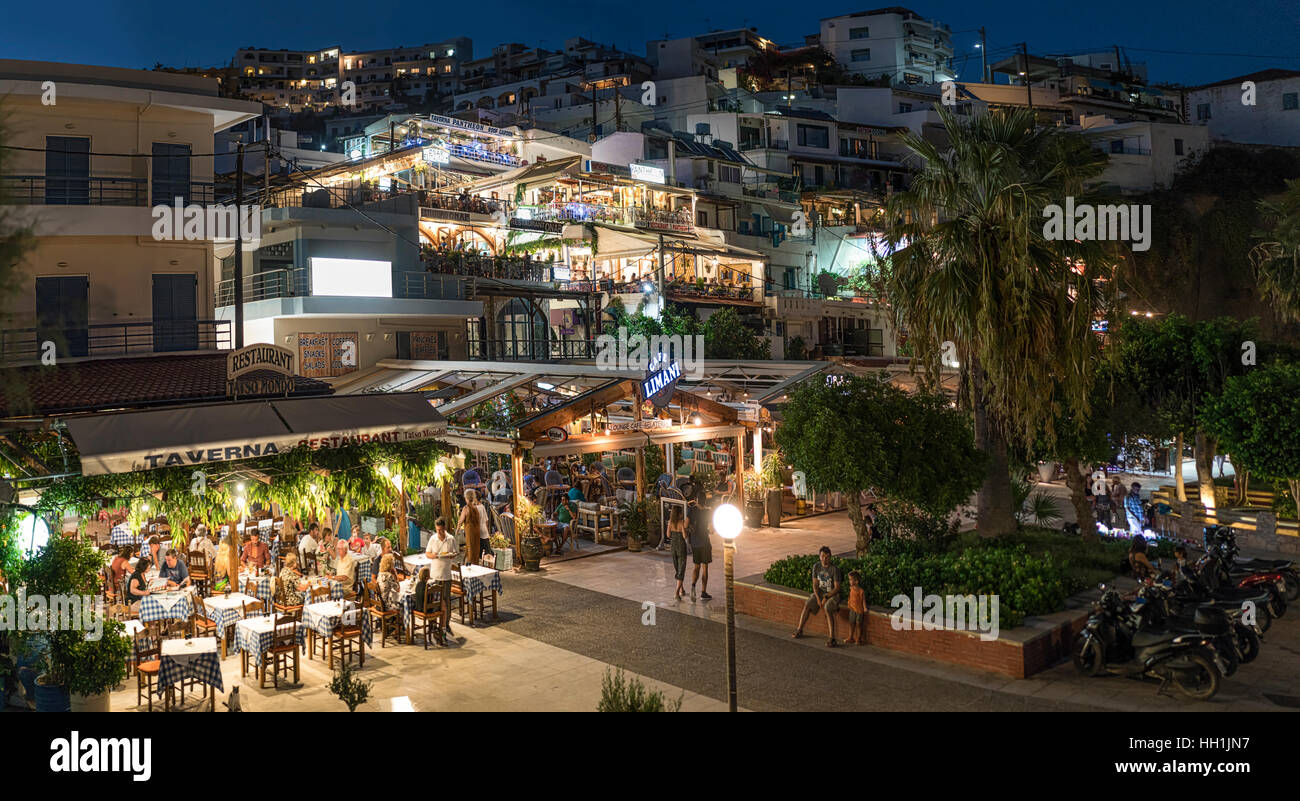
[[1090, 477, 1148, 535], [789, 546, 868, 648]]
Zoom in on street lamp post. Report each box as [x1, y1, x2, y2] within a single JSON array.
[[713, 502, 742, 712]]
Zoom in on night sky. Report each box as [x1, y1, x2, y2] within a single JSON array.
[[2, 0, 1297, 87]]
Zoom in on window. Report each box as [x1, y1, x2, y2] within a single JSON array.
[[1174, 138, 1184, 156], [898, 103, 912, 113], [1284, 93, 1299, 110], [697, 210, 708, 226], [1196, 103, 1212, 121], [45, 136, 90, 205], [796, 124, 829, 149], [850, 48, 871, 63], [719, 165, 740, 183], [1110, 139, 1124, 154], [152, 274, 198, 352], [849, 26, 870, 39], [36, 276, 88, 357]]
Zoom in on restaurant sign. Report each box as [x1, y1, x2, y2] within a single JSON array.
[[135, 427, 446, 471], [546, 427, 569, 442], [227, 344, 295, 398], [509, 217, 564, 234], [608, 418, 673, 433], [420, 207, 472, 223], [640, 358, 682, 409], [424, 113, 513, 139]]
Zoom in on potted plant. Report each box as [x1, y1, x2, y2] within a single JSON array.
[[620, 498, 649, 552], [761, 451, 785, 528], [327, 662, 373, 711], [1036, 461, 1057, 483], [65, 617, 130, 712], [489, 531, 513, 571], [516, 497, 544, 571], [742, 471, 765, 527]]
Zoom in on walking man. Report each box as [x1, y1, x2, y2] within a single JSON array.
[[688, 497, 712, 600]]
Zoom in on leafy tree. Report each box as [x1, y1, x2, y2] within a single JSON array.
[[702, 307, 769, 360], [1108, 315, 1257, 508], [1251, 177, 1300, 323], [1035, 366, 1121, 540], [776, 374, 987, 555], [0, 116, 37, 414], [1201, 361, 1300, 512], [883, 107, 1119, 537]]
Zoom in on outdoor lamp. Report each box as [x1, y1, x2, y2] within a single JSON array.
[[642, 282, 654, 293], [141, 503, 150, 513], [713, 503, 742, 540], [692, 415, 703, 426]]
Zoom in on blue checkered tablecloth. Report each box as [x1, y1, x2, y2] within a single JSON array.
[[234, 617, 306, 667], [238, 573, 276, 607], [302, 600, 372, 645], [157, 637, 223, 695], [110, 525, 137, 546], [458, 565, 502, 602], [202, 593, 263, 635], [138, 592, 194, 624]]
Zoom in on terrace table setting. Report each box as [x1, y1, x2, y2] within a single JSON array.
[[203, 591, 262, 656], [234, 615, 306, 674], [138, 589, 194, 624], [157, 636, 221, 711], [238, 571, 276, 607], [458, 563, 503, 615], [302, 599, 372, 650]]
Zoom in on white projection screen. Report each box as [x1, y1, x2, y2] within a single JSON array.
[[310, 257, 393, 298]]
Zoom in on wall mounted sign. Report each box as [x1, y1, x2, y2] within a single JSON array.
[[298, 332, 359, 378], [509, 217, 564, 234], [630, 163, 665, 184], [226, 344, 295, 398], [640, 359, 682, 410], [546, 427, 569, 442], [420, 207, 472, 223], [608, 419, 673, 433]]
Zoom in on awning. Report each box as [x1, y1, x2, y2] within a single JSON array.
[[65, 392, 446, 476]]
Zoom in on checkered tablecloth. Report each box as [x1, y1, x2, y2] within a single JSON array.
[[110, 525, 137, 546], [157, 637, 223, 695], [302, 600, 372, 645], [458, 564, 503, 601], [238, 573, 276, 606], [202, 592, 262, 634], [234, 617, 306, 667], [138, 591, 194, 624]]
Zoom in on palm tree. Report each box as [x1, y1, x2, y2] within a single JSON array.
[[1250, 178, 1300, 321], [883, 108, 1120, 537]]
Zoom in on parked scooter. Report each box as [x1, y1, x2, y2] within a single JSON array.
[[1204, 526, 1299, 601], [1135, 580, 1260, 669], [1072, 585, 1225, 701]]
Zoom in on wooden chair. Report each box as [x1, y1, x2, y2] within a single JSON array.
[[302, 550, 318, 576], [261, 616, 299, 689], [242, 599, 265, 619], [365, 581, 402, 647], [309, 585, 330, 603], [133, 628, 166, 713], [410, 583, 444, 649], [575, 502, 613, 543], [327, 607, 364, 670], [188, 551, 210, 597], [480, 552, 496, 568], [272, 576, 304, 621], [449, 569, 470, 625], [190, 598, 219, 641]]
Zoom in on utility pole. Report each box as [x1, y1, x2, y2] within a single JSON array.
[[614, 81, 623, 132], [979, 27, 988, 83], [1020, 42, 1033, 111], [234, 142, 245, 350], [590, 83, 598, 142]]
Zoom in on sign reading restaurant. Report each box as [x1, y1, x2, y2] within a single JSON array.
[[136, 426, 446, 470], [227, 344, 296, 398]]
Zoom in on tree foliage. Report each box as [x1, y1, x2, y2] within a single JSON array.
[[1201, 360, 1300, 506], [1251, 177, 1300, 324]]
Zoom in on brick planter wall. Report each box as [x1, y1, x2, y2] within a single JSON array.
[[735, 580, 1089, 678]]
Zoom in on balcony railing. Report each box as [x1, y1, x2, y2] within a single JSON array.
[[400, 272, 466, 300], [423, 250, 556, 282], [0, 176, 215, 206], [0, 320, 231, 364], [521, 202, 693, 232], [666, 283, 759, 303], [217, 267, 308, 306], [468, 337, 598, 361]]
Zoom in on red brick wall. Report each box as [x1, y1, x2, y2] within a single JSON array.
[[735, 581, 1088, 679]]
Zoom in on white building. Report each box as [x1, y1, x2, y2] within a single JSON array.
[[1183, 69, 1300, 148], [814, 8, 954, 86], [1078, 115, 1210, 194]]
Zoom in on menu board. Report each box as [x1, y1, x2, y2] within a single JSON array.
[[298, 331, 359, 377], [410, 331, 445, 360]]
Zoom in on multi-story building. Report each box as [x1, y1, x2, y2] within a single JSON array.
[[0, 60, 262, 363], [812, 8, 954, 86], [988, 50, 1179, 124], [1078, 115, 1210, 193], [1182, 69, 1300, 148]]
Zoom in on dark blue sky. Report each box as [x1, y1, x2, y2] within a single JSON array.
[[3, 0, 1297, 86]]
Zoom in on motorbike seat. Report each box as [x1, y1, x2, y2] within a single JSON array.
[[1131, 629, 1180, 648]]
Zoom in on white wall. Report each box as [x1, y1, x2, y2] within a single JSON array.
[[1185, 76, 1300, 147]]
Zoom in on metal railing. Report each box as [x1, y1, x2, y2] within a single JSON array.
[[216, 267, 308, 307], [0, 320, 231, 363], [521, 202, 693, 232], [666, 283, 759, 303], [0, 176, 216, 206], [467, 337, 599, 361], [422, 251, 556, 282], [399, 272, 466, 300]]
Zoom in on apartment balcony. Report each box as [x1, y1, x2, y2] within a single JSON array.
[[217, 267, 466, 307], [741, 186, 801, 204], [665, 281, 760, 306], [422, 250, 557, 283], [0, 176, 216, 206], [467, 337, 599, 361], [522, 202, 693, 234], [0, 320, 231, 365]]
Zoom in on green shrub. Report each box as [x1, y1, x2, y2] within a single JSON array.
[[874, 498, 958, 552], [1273, 489, 1297, 520], [598, 668, 682, 712]]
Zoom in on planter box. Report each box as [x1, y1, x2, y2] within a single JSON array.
[[733, 579, 1088, 678], [493, 548, 514, 571]]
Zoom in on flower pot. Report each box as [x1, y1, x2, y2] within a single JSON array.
[[34, 679, 70, 712], [765, 488, 783, 529], [743, 501, 765, 528], [520, 534, 544, 571], [493, 548, 513, 571], [627, 537, 642, 552], [1036, 462, 1057, 483], [71, 690, 111, 713]]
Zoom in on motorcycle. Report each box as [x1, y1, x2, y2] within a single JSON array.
[[1204, 526, 1300, 602], [1072, 585, 1224, 701], [1135, 580, 1260, 669], [1170, 557, 1276, 633]]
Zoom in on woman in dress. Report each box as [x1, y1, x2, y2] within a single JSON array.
[[376, 553, 401, 611], [459, 488, 490, 564], [668, 505, 689, 601], [214, 535, 234, 592], [277, 552, 307, 606], [127, 557, 152, 615]]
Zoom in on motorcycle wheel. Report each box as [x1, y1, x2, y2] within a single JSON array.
[[1235, 624, 1261, 664], [1169, 652, 1221, 701], [1268, 588, 1287, 619], [1283, 571, 1300, 603], [1256, 604, 1272, 634], [1072, 635, 1105, 677], [1217, 638, 1239, 678]]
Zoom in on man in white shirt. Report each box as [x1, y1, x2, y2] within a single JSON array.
[[424, 518, 459, 640], [188, 525, 217, 567], [299, 522, 320, 566]]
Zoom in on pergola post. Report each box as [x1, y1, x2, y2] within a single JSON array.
[[633, 400, 645, 501], [511, 445, 526, 556], [735, 432, 745, 508], [396, 487, 409, 553]]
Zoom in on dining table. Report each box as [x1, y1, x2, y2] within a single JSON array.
[[302, 599, 373, 659], [202, 591, 262, 657], [234, 615, 306, 676], [157, 636, 221, 711], [137, 589, 194, 625]]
